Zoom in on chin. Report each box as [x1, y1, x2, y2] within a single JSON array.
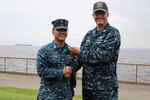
[[59, 38, 66, 41], [97, 23, 103, 26]]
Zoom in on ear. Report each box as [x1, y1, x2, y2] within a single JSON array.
[[107, 12, 109, 18], [52, 30, 54, 35], [92, 13, 95, 19], [92, 13, 94, 17]]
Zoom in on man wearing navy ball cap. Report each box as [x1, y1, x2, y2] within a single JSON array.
[[70, 1, 121, 100], [36, 19, 76, 100]]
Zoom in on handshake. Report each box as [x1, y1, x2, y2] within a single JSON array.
[[63, 66, 72, 78]]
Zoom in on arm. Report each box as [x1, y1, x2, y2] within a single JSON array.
[[70, 55, 83, 73]]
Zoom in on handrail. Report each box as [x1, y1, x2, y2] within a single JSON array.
[[0, 56, 35, 60]]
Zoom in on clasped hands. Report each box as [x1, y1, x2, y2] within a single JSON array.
[[63, 66, 72, 78]]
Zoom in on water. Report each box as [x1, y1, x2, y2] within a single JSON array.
[[0, 45, 39, 58], [118, 48, 150, 64]]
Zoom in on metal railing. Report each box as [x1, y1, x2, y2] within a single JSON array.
[[0, 57, 36, 75], [0, 57, 150, 85], [117, 62, 150, 85]]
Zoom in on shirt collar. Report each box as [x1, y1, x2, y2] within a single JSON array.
[[52, 41, 69, 53], [95, 23, 110, 32]]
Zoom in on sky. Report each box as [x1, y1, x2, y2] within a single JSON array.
[[0, 0, 150, 48]]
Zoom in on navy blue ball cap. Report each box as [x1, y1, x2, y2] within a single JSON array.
[[93, 1, 108, 12], [52, 19, 68, 29]]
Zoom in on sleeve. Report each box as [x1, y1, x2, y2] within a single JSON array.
[[71, 55, 83, 73], [70, 56, 83, 95], [70, 73, 76, 97], [80, 29, 121, 64], [36, 48, 63, 79]]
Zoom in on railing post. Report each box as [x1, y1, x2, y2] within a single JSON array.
[[135, 64, 138, 84], [26, 59, 28, 75], [4, 58, 6, 72]]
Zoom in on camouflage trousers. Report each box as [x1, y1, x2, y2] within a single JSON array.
[[83, 88, 118, 100]]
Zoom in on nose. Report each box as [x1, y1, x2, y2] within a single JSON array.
[[96, 14, 102, 17]]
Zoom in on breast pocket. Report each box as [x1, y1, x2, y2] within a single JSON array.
[[84, 39, 92, 47], [48, 54, 61, 67], [65, 54, 74, 66], [94, 36, 104, 45]]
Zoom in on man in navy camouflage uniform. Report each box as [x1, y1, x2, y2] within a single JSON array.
[[70, 1, 121, 100], [36, 19, 76, 100]]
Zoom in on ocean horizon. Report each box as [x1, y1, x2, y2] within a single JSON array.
[[0, 45, 150, 64]]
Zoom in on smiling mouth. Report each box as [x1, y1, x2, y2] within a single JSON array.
[[97, 18, 102, 21]]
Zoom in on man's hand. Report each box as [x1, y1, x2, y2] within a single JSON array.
[[63, 66, 72, 78]]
